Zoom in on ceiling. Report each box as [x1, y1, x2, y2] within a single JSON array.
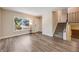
[[2, 7, 68, 16]]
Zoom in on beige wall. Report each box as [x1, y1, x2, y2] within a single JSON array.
[[0, 9, 41, 39], [66, 23, 71, 41], [68, 8, 79, 30], [32, 17, 42, 33], [70, 23, 79, 30], [52, 11, 58, 36], [58, 9, 67, 23], [52, 9, 67, 37], [68, 8, 79, 13], [66, 23, 79, 41], [0, 9, 1, 37], [67, 8, 79, 40]]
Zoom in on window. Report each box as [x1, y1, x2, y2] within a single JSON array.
[[14, 17, 29, 30]]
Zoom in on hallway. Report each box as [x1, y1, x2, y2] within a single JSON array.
[[0, 33, 79, 52]]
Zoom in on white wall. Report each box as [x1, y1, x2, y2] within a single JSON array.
[[0, 9, 41, 39], [42, 11, 53, 36]]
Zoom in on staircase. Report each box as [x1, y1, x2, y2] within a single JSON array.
[[54, 23, 66, 39]]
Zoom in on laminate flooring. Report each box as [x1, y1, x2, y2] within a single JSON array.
[[0, 33, 79, 52]]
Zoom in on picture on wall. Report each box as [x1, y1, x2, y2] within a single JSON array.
[[14, 17, 29, 30]]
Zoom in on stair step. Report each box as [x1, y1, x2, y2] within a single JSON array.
[[54, 23, 67, 39], [54, 34, 63, 38]]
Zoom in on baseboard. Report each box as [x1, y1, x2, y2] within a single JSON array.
[[0, 32, 30, 40], [30, 31, 42, 34], [0, 31, 42, 40]]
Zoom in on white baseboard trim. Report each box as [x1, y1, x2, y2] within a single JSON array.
[[0, 32, 30, 40], [42, 33, 53, 37]]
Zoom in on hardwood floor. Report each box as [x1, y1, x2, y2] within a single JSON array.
[[0, 33, 79, 52]]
